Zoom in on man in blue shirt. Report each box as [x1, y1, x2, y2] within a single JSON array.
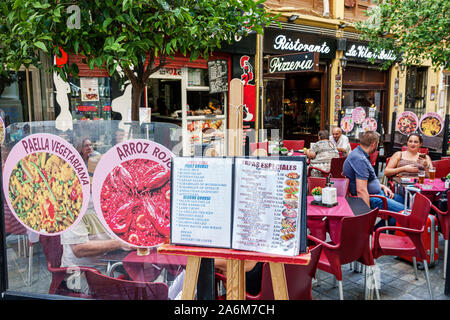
[[343, 131, 404, 213]]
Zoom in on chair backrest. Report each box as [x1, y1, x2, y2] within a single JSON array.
[[250, 141, 268, 155], [3, 203, 27, 235], [39, 235, 63, 269], [337, 208, 378, 265], [85, 269, 169, 300], [257, 244, 322, 300], [283, 140, 304, 150], [307, 177, 349, 197], [369, 150, 379, 167], [329, 157, 347, 178], [408, 193, 431, 231], [350, 142, 359, 150], [401, 146, 429, 154], [432, 158, 449, 178]]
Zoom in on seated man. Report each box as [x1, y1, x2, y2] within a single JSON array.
[[330, 127, 352, 157], [343, 131, 404, 222], [60, 204, 133, 294]]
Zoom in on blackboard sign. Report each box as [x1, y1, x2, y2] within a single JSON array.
[[208, 60, 228, 93]]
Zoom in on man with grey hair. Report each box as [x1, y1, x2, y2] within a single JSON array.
[[330, 127, 351, 157]]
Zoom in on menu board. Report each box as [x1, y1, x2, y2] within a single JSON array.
[[80, 78, 99, 102], [170, 156, 307, 256], [171, 157, 233, 248], [232, 158, 306, 256], [208, 60, 228, 94]]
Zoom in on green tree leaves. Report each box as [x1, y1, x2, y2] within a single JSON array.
[[357, 0, 450, 70]]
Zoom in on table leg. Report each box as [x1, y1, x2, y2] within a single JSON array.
[[181, 256, 202, 300], [269, 262, 289, 300], [226, 259, 245, 300]]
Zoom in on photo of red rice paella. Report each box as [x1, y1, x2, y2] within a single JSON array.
[[8, 152, 83, 233], [100, 158, 171, 247]]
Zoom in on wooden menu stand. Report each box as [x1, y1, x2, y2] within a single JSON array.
[[157, 244, 311, 300]]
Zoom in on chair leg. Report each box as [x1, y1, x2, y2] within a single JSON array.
[[444, 240, 448, 280], [423, 260, 434, 300], [412, 257, 419, 280], [27, 245, 34, 286], [338, 280, 344, 300]]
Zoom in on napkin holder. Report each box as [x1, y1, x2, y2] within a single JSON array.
[[322, 175, 337, 206]]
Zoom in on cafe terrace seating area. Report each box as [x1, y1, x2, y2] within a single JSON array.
[[3, 135, 450, 300]]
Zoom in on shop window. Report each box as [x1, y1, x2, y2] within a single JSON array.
[[405, 67, 427, 118], [0, 71, 34, 123], [187, 68, 209, 87], [69, 77, 112, 121]]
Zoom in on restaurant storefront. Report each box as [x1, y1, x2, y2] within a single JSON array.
[[339, 40, 395, 142], [262, 24, 336, 147]]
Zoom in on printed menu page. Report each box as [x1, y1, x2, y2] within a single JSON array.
[[232, 158, 305, 256], [171, 157, 233, 248]]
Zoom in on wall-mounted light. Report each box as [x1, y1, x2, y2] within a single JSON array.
[[340, 55, 348, 71], [288, 14, 298, 23], [338, 22, 348, 29], [400, 63, 406, 72]]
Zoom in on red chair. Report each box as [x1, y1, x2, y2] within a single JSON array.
[[283, 140, 304, 151], [250, 141, 268, 156], [369, 150, 378, 167], [307, 156, 347, 178], [401, 146, 429, 155], [85, 269, 169, 300], [307, 177, 349, 197], [215, 244, 322, 300], [350, 142, 359, 150], [307, 208, 380, 300], [432, 158, 450, 178], [39, 235, 96, 298], [431, 190, 450, 279], [372, 193, 434, 299]]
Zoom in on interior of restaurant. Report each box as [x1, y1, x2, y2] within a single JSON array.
[[264, 73, 322, 144]]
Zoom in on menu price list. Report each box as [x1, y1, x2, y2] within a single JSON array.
[[232, 158, 303, 256], [171, 157, 233, 248]]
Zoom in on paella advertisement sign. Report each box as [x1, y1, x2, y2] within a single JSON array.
[[2, 133, 90, 235], [92, 140, 173, 248], [170, 156, 307, 257]]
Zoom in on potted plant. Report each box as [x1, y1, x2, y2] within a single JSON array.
[[312, 186, 322, 202]]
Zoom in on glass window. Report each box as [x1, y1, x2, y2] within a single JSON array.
[[405, 67, 427, 119]]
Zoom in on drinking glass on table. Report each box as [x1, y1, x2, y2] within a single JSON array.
[[428, 167, 436, 182], [418, 170, 425, 184]]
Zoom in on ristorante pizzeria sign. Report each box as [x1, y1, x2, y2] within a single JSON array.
[[268, 52, 319, 74], [264, 28, 336, 59]]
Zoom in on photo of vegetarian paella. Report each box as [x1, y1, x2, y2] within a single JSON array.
[[8, 152, 83, 234], [419, 113, 442, 137]]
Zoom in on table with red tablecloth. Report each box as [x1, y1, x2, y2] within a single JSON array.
[[121, 249, 187, 282], [307, 196, 370, 243]]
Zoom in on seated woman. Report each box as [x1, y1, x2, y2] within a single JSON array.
[[384, 133, 433, 179], [306, 130, 340, 177]]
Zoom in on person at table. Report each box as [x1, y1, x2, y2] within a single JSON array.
[[60, 210, 134, 294], [75, 136, 101, 166], [383, 133, 432, 179], [330, 127, 352, 157], [306, 129, 340, 177], [343, 130, 405, 217]]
